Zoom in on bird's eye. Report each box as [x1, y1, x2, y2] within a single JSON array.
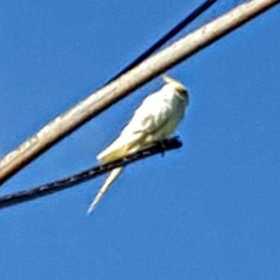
[[177, 87, 187, 95]]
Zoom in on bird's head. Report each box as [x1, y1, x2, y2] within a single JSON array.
[[162, 74, 189, 102]]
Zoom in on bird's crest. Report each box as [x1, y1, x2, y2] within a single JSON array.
[[162, 74, 188, 97]]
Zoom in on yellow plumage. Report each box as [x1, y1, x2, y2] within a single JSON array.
[[87, 75, 188, 214]]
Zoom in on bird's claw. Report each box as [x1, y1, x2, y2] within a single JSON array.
[[156, 139, 167, 157]]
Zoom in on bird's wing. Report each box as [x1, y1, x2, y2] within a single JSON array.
[[133, 112, 170, 135], [98, 94, 173, 163], [97, 130, 146, 163], [122, 93, 173, 136]]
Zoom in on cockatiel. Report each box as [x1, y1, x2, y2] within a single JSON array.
[[87, 75, 189, 214]]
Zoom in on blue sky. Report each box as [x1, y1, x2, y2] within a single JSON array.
[[0, 1, 279, 279]]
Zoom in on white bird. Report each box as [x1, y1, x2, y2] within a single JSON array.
[[87, 75, 189, 214]]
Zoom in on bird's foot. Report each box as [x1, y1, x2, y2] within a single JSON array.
[[156, 139, 168, 157]]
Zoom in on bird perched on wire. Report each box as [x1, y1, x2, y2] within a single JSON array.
[[87, 75, 189, 214]]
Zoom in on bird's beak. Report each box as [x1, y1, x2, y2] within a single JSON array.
[[176, 86, 188, 96]]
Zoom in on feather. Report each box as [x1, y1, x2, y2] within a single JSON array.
[[97, 133, 146, 164], [87, 167, 123, 214]]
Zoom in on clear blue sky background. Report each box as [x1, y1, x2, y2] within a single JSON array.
[[0, 1, 279, 279]]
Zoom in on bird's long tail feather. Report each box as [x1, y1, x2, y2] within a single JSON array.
[[87, 167, 123, 214]]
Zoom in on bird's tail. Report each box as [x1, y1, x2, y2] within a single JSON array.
[[87, 167, 123, 214]]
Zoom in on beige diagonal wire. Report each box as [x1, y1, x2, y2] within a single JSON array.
[[0, 0, 279, 185]]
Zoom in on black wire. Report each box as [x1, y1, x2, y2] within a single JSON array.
[[107, 0, 218, 83], [0, 138, 182, 210]]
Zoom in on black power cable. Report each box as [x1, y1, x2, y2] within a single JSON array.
[[0, 138, 182, 210], [107, 0, 218, 83]]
